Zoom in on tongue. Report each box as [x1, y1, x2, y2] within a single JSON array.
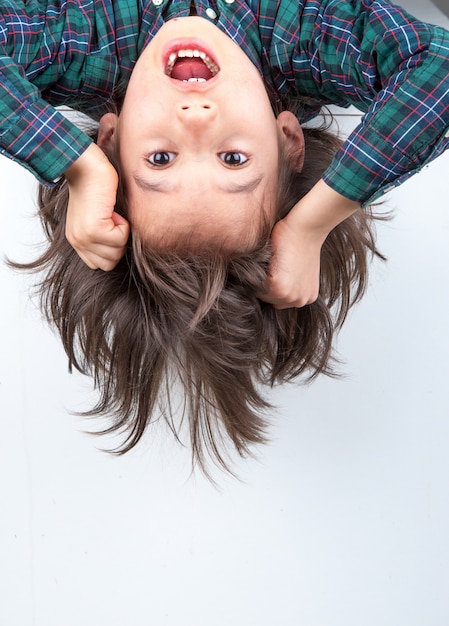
[[171, 58, 213, 81]]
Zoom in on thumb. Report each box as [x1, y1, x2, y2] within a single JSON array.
[[111, 211, 129, 227], [111, 211, 130, 237]]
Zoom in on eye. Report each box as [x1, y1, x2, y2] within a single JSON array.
[[218, 152, 249, 167], [147, 151, 177, 167]]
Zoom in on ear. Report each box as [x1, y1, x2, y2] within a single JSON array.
[[276, 111, 305, 172], [97, 113, 119, 156]]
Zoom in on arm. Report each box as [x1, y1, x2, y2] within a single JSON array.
[[293, 0, 449, 203], [0, 47, 93, 184], [0, 0, 122, 183], [0, 6, 129, 268], [0, 52, 128, 269], [261, 0, 449, 307]]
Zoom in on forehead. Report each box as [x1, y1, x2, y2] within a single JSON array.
[[128, 176, 276, 252]]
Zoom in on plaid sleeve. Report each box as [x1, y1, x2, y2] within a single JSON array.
[[298, 0, 449, 204], [0, 36, 91, 184]]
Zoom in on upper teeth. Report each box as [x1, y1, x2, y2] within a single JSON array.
[[165, 49, 220, 77]]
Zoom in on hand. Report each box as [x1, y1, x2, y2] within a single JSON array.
[[65, 144, 130, 271], [257, 216, 323, 309], [258, 179, 360, 309]]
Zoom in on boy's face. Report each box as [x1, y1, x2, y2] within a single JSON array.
[[100, 17, 302, 250]]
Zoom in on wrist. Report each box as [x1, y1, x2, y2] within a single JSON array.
[[65, 143, 117, 186], [285, 179, 360, 241]]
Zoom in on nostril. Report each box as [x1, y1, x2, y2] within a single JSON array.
[[180, 104, 213, 112]]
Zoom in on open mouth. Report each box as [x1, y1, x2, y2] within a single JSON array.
[[165, 49, 220, 82]]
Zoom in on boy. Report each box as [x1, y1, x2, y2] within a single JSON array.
[[2, 0, 449, 307], [2, 0, 449, 469]]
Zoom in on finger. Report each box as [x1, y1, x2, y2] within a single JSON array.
[[257, 290, 316, 309], [75, 226, 129, 250], [82, 255, 121, 271], [75, 245, 126, 271]]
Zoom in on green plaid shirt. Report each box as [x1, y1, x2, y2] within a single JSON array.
[[1, 0, 449, 203]]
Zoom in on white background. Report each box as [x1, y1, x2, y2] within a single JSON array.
[[1, 1, 449, 625]]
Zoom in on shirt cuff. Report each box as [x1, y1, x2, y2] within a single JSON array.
[[0, 97, 92, 184], [322, 121, 449, 206]]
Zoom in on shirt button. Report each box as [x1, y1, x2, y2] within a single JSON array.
[[205, 7, 217, 19], [445, 128, 449, 138], [152, 0, 163, 5], [223, 0, 234, 3]]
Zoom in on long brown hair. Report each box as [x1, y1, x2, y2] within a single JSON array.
[[11, 114, 384, 475]]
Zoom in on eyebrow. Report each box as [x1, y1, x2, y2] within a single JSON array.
[[133, 173, 264, 195]]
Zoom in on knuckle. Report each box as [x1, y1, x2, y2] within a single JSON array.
[[100, 260, 118, 272], [271, 277, 293, 301], [78, 254, 96, 270]]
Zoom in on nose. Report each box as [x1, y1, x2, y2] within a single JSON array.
[[176, 101, 218, 127]]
